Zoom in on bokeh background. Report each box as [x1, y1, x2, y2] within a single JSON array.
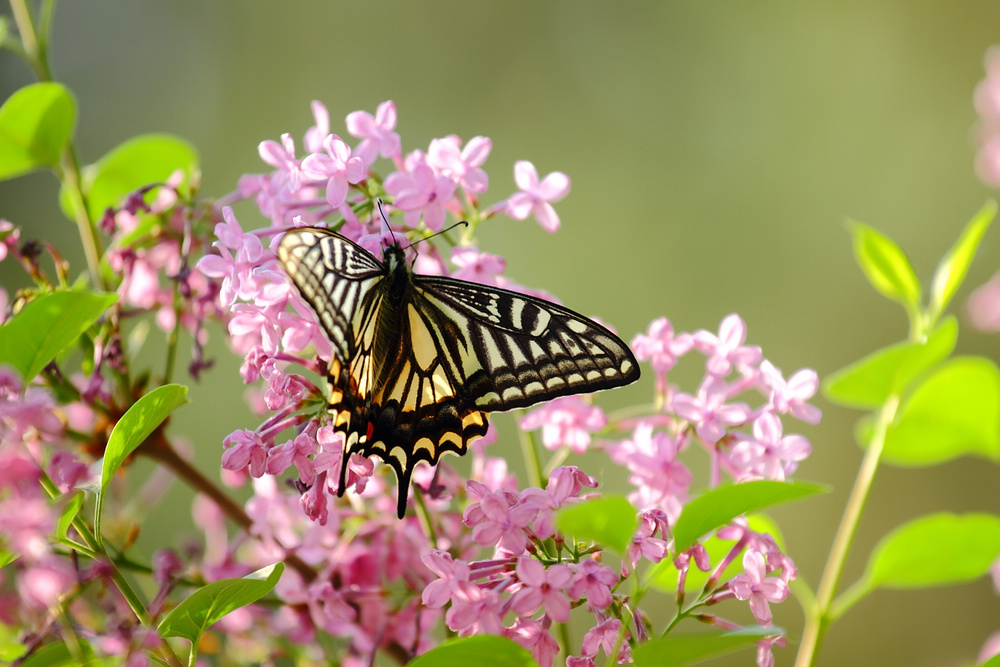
[[3, 2, 1000, 665]]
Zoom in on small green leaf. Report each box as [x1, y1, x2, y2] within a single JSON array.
[[867, 513, 1000, 589], [849, 220, 921, 308], [158, 563, 284, 643], [555, 495, 637, 555], [929, 201, 996, 323], [0, 291, 118, 382], [0, 550, 16, 569], [56, 491, 85, 542], [0, 621, 27, 662], [409, 635, 539, 667], [18, 640, 98, 666], [632, 628, 776, 667], [883, 356, 1000, 466], [0, 83, 76, 179], [60, 134, 198, 222], [97, 384, 188, 530], [674, 481, 826, 552], [823, 317, 957, 409]]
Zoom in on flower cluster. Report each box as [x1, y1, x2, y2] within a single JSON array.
[[0, 94, 818, 666], [186, 101, 820, 666]]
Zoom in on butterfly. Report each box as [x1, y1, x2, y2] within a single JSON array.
[[277, 215, 640, 518]]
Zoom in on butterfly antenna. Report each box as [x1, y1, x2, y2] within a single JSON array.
[[375, 199, 399, 247], [405, 220, 469, 251]]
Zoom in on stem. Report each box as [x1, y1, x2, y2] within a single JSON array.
[[138, 431, 320, 584], [793, 394, 899, 667], [518, 420, 545, 489]]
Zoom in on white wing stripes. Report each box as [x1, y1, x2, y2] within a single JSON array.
[[416, 277, 640, 411], [278, 229, 385, 362]]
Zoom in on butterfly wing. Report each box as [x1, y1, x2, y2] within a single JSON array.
[[279, 227, 640, 519], [412, 275, 641, 410], [277, 227, 385, 364], [279, 228, 491, 517]]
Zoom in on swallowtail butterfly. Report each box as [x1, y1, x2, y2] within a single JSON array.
[[278, 214, 639, 517]]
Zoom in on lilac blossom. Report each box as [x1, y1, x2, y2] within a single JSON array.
[[729, 549, 789, 626], [505, 161, 570, 232]]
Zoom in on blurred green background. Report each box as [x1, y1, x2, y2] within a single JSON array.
[[4, 2, 1000, 665]]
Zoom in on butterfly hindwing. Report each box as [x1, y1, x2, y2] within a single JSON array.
[[278, 225, 640, 518]]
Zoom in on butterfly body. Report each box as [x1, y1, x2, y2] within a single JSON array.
[[278, 226, 639, 517]]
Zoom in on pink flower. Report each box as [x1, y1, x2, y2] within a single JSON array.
[[0, 219, 19, 262], [505, 617, 559, 667], [519, 466, 596, 539], [265, 432, 318, 485], [221, 429, 269, 478], [624, 510, 669, 572], [384, 157, 457, 231], [631, 317, 693, 375], [672, 377, 752, 445], [421, 549, 471, 608], [756, 635, 787, 667], [463, 485, 537, 554], [611, 422, 690, 518], [519, 396, 607, 453], [692, 313, 762, 377], [731, 412, 812, 481], [346, 100, 402, 166], [759, 360, 821, 424], [729, 549, 789, 626], [195, 207, 268, 307], [450, 246, 505, 286], [259, 133, 304, 192], [567, 559, 618, 610], [427, 135, 491, 194], [581, 618, 630, 662], [445, 581, 503, 636], [18, 559, 75, 610], [304, 100, 330, 153], [300, 134, 366, 208], [968, 269, 1000, 332], [510, 557, 572, 622], [505, 161, 570, 232]]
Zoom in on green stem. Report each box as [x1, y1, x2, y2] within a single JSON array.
[[793, 394, 899, 667], [518, 419, 545, 489]]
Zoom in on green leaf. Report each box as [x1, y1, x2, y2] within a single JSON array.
[[823, 316, 958, 409], [555, 495, 637, 555], [883, 356, 1000, 466], [849, 220, 921, 308], [97, 384, 188, 530], [0, 291, 118, 382], [158, 563, 284, 642], [929, 201, 996, 323], [60, 134, 198, 222], [0, 550, 16, 569], [632, 628, 776, 667], [673, 481, 826, 552], [866, 513, 1000, 589], [55, 491, 85, 542], [18, 640, 100, 666], [982, 653, 1000, 667], [0, 83, 76, 179], [0, 620, 27, 662], [409, 635, 539, 667]]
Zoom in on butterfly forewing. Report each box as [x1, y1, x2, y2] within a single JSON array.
[[416, 277, 640, 410], [277, 228, 384, 363], [278, 226, 640, 518]]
